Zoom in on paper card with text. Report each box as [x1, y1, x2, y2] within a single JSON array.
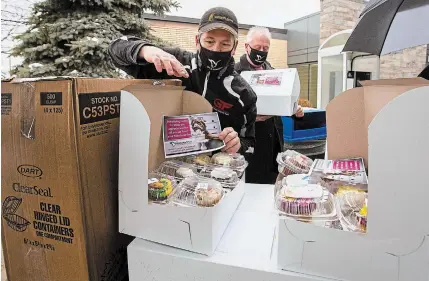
[[249, 72, 283, 86], [162, 112, 225, 158]]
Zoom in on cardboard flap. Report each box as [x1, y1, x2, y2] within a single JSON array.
[[327, 79, 429, 167], [182, 90, 212, 115], [10, 76, 74, 83], [122, 84, 183, 171], [121, 84, 211, 171], [368, 86, 429, 240], [360, 77, 429, 87], [75, 78, 182, 93], [326, 88, 367, 164]]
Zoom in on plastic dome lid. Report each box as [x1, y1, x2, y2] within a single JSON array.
[[285, 174, 310, 187]]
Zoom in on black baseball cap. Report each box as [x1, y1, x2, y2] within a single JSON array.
[[199, 7, 239, 37]]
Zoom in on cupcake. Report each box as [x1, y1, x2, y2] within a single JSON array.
[[193, 154, 211, 166], [276, 185, 321, 216], [210, 167, 236, 181], [277, 196, 318, 216], [208, 167, 238, 189], [336, 185, 366, 195], [196, 184, 223, 207], [285, 174, 310, 187], [212, 152, 248, 178], [211, 152, 233, 165], [176, 167, 195, 178], [283, 184, 323, 199], [172, 177, 223, 207], [275, 184, 333, 217], [336, 189, 366, 213], [148, 177, 173, 201]]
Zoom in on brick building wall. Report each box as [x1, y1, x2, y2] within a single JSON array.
[[379, 45, 428, 79], [320, 0, 428, 79], [146, 18, 288, 68], [319, 0, 364, 44]]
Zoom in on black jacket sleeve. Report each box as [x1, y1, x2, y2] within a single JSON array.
[[240, 101, 257, 155], [231, 75, 257, 155], [108, 36, 195, 79], [234, 62, 243, 74]]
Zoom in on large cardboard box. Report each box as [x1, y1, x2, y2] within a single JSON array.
[[118, 84, 245, 256], [1, 77, 180, 281], [240, 69, 300, 116], [277, 78, 429, 281]]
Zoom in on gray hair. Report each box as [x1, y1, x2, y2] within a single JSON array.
[[246, 26, 272, 43]]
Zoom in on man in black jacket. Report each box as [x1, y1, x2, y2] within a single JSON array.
[[235, 26, 304, 184], [109, 7, 257, 155]]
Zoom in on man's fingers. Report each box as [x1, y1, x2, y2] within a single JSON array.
[[171, 59, 189, 78], [162, 59, 174, 76], [224, 131, 238, 144], [219, 127, 234, 139], [153, 56, 163, 73], [223, 139, 241, 153]]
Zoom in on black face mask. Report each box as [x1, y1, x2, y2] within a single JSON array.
[[247, 46, 268, 66], [198, 46, 233, 71]]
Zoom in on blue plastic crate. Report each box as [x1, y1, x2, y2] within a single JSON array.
[[282, 108, 326, 143]]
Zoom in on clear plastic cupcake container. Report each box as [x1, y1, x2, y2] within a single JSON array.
[[286, 174, 310, 187], [277, 150, 314, 176], [275, 185, 337, 220], [338, 211, 367, 233], [147, 172, 178, 204], [198, 166, 240, 189], [319, 177, 368, 194], [170, 176, 224, 207], [211, 152, 248, 177], [336, 189, 366, 212], [155, 160, 197, 179], [180, 154, 212, 168], [336, 191, 368, 232], [275, 173, 309, 198], [316, 163, 369, 194], [180, 152, 248, 179]]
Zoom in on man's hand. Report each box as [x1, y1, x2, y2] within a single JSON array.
[[139, 46, 189, 78], [219, 127, 241, 153], [295, 105, 304, 118], [256, 115, 272, 122]]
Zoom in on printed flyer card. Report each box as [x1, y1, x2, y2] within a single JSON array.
[[163, 112, 225, 158], [322, 158, 368, 185], [249, 72, 283, 86]]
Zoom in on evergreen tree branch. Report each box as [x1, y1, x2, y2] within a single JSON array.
[[10, 0, 179, 77], [2, 19, 29, 24]]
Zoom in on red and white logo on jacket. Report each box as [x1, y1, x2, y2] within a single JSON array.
[[213, 98, 233, 111]]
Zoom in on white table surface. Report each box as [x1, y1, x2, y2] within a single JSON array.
[[127, 184, 335, 281]]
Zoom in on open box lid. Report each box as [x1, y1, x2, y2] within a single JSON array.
[[326, 78, 429, 167], [121, 82, 212, 171], [326, 78, 429, 240], [118, 82, 213, 211]]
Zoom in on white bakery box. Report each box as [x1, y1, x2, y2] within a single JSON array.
[[277, 78, 429, 281], [240, 68, 300, 116], [118, 81, 245, 256]]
